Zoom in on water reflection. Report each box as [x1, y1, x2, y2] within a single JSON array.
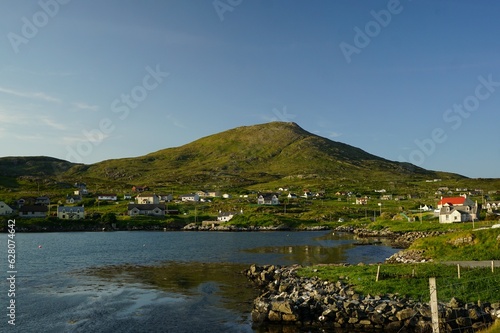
[[84, 261, 260, 316], [244, 232, 396, 265]]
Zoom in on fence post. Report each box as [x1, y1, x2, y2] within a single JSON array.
[[376, 265, 380, 282], [492, 261, 494, 273], [429, 277, 440, 333], [457, 264, 461, 279]]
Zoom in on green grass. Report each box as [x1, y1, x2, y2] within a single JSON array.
[[410, 228, 500, 261], [298, 263, 500, 303]]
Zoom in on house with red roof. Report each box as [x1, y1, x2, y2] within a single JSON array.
[[438, 195, 477, 223]]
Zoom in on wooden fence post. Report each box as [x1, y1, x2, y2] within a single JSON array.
[[376, 265, 380, 282], [429, 277, 440, 333], [457, 264, 461, 279]]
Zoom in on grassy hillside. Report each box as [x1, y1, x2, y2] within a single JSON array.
[[62, 122, 463, 190]]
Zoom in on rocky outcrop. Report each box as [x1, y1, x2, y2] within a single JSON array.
[[244, 264, 498, 332], [385, 249, 433, 264], [392, 231, 447, 248]]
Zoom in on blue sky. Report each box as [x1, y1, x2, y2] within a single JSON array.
[[1, 0, 499, 178]]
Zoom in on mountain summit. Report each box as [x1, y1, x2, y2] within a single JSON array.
[[64, 122, 450, 187]]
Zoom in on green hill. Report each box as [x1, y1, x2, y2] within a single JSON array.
[[61, 122, 461, 189]]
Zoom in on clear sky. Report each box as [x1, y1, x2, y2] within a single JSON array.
[[1, 0, 499, 178]]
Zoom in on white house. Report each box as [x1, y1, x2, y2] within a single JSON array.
[[217, 211, 241, 222], [356, 197, 368, 205], [57, 206, 85, 220], [287, 193, 297, 199], [97, 194, 118, 201], [438, 195, 477, 223], [66, 195, 82, 204], [135, 193, 160, 204], [484, 201, 500, 213], [180, 193, 200, 202], [257, 193, 280, 205], [0, 201, 13, 215], [128, 204, 166, 216]]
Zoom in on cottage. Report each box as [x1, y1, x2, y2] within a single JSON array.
[[135, 193, 160, 204], [57, 205, 85, 220], [438, 195, 477, 223], [132, 186, 149, 193], [257, 193, 280, 205], [217, 211, 241, 222], [19, 205, 48, 218], [158, 194, 173, 202], [180, 193, 200, 202], [355, 196, 368, 205], [97, 194, 118, 201], [484, 201, 500, 213], [66, 195, 82, 204], [0, 201, 13, 215], [123, 194, 132, 200], [287, 193, 297, 199], [128, 204, 166, 216], [35, 196, 50, 205]]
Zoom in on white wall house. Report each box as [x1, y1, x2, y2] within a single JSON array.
[[135, 193, 160, 204], [438, 195, 477, 223], [0, 201, 13, 215], [128, 204, 166, 216], [257, 194, 280, 205], [57, 206, 85, 220], [180, 193, 200, 202], [97, 194, 118, 201]]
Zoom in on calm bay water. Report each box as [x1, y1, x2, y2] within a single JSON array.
[[1, 231, 398, 332]]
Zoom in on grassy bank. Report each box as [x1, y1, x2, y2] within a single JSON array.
[[298, 263, 500, 304]]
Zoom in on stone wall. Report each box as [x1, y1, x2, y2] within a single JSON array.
[[244, 264, 499, 333]]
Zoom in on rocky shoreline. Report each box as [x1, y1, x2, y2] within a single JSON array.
[[244, 264, 500, 333]]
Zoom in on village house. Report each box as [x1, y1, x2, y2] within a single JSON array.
[[135, 193, 160, 204], [287, 193, 297, 199], [57, 205, 85, 220], [438, 195, 478, 223], [19, 205, 48, 218], [355, 196, 368, 205], [206, 191, 221, 198], [66, 195, 82, 204], [302, 190, 313, 199], [157, 194, 173, 202], [35, 196, 50, 205], [132, 185, 149, 193], [380, 194, 393, 200], [128, 203, 166, 216], [180, 193, 200, 202], [0, 201, 13, 215], [123, 193, 132, 200], [257, 193, 280, 205], [484, 201, 500, 213], [217, 210, 241, 222], [97, 194, 118, 201]]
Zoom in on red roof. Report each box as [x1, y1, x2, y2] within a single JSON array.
[[438, 197, 466, 206]]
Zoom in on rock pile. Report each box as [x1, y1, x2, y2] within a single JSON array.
[[391, 231, 446, 248], [385, 249, 433, 264], [244, 264, 498, 333]]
